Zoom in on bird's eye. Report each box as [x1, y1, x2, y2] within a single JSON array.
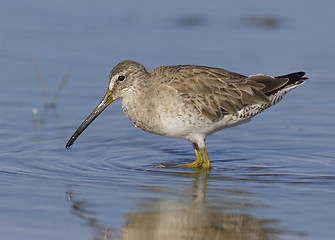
[[118, 75, 125, 81]]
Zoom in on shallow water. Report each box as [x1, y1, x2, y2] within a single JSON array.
[[1, 0, 335, 239]]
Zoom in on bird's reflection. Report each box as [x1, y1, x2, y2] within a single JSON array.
[[67, 169, 279, 240]]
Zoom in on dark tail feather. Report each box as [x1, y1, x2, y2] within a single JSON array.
[[275, 71, 308, 85], [264, 72, 307, 96]]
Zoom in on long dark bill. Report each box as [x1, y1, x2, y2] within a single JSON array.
[[65, 89, 114, 148]]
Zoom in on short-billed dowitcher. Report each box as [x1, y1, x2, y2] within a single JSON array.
[[66, 60, 307, 168]]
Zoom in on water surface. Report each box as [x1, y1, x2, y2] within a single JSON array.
[[1, 0, 335, 239]]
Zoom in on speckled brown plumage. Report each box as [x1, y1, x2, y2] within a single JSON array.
[[150, 65, 305, 121], [66, 60, 307, 168]]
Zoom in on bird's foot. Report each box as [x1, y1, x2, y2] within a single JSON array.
[[179, 157, 203, 168]]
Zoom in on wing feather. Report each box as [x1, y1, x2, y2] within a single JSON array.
[[152, 65, 305, 121]]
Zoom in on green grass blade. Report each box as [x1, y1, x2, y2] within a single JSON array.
[[32, 56, 49, 106], [51, 69, 71, 106]]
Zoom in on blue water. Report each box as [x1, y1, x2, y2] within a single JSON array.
[[1, 0, 335, 239]]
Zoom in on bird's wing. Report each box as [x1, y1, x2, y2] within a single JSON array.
[[157, 65, 291, 120]]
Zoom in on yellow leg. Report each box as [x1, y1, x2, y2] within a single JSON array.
[[201, 147, 211, 168], [179, 143, 203, 168]]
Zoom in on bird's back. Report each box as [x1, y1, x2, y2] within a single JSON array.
[[150, 65, 307, 122]]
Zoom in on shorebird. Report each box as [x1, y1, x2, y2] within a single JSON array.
[[66, 60, 307, 168]]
